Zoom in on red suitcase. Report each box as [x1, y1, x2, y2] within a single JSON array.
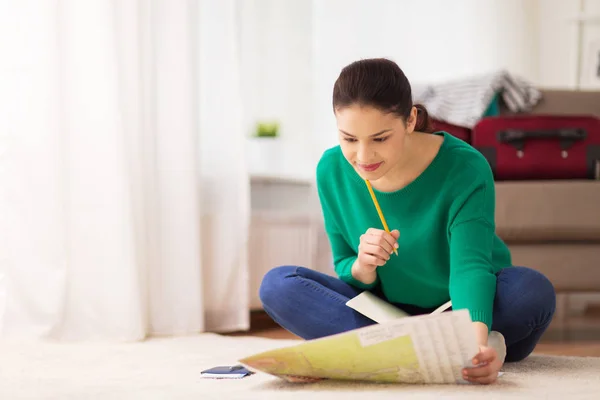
[[432, 119, 470, 143], [472, 115, 600, 180]]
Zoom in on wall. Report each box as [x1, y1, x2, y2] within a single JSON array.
[[537, 0, 600, 89]]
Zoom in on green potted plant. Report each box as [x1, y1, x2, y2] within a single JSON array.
[[254, 121, 280, 138], [247, 120, 282, 176]]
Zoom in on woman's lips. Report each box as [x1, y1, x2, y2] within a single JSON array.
[[357, 162, 383, 172]]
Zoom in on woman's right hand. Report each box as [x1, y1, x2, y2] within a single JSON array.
[[356, 228, 400, 272]]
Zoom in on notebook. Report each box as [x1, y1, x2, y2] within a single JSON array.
[[346, 291, 452, 323]]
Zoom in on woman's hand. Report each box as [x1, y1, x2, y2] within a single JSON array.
[[356, 228, 400, 272], [462, 345, 504, 385]]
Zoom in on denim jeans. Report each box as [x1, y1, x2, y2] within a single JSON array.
[[259, 265, 556, 362]]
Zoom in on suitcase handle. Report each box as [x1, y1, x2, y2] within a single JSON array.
[[497, 128, 587, 151]]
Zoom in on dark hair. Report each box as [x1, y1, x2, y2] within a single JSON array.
[[332, 58, 433, 133]]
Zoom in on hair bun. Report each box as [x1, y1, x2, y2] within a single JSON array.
[[414, 104, 433, 132]]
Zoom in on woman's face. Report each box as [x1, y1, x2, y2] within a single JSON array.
[[335, 104, 417, 181]]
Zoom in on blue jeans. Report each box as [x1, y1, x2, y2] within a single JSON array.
[[259, 266, 556, 363]]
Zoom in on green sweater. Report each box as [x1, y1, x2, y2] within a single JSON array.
[[316, 132, 512, 330]]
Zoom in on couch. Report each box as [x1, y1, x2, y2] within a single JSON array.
[[439, 90, 600, 339]]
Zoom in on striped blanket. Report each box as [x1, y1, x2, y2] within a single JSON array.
[[412, 71, 542, 129]]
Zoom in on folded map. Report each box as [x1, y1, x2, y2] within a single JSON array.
[[239, 309, 480, 384]]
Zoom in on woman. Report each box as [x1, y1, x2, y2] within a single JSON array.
[[259, 58, 556, 385]]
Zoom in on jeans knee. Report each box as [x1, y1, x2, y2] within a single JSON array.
[[509, 267, 557, 320], [258, 265, 298, 310], [530, 268, 556, 314]]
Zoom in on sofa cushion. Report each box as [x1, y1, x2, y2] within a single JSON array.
[[508, 243, 600, 292], [501, 89, 600, 118], [495, 181, 600, 242]]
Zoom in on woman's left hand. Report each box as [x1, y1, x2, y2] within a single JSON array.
[[462, 345, 503, 385]]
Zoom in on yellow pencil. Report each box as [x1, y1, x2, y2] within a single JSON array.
[[364, 180, 398, 256]]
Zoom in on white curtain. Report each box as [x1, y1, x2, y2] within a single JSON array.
[[0, 0, 250, 341]]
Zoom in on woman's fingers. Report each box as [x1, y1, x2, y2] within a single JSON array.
[[463, 364, 492, 378], [358, 253, 381, 270], [463, 346, 500, 385], [464, 373, 498, 385], [357, 228, 399, 272], [361, 243, 390, 264], [463, 363, 498, 385], [364, 231, 395, 254]]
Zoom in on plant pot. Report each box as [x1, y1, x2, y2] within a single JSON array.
[[246, 136, 283, 176]]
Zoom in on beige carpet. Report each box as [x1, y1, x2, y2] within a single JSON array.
[[1, 334, 598, 399]]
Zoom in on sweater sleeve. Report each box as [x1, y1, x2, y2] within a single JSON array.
[[448, 179, 498, 331], [316, 159, 379, 290]]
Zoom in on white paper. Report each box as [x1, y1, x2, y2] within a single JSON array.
[[398, 310, 480, 384], [346, 291, 452, 323], [345, 291, 410, 323], [357, 324, 410, 347], [431, 300, 453, 315]]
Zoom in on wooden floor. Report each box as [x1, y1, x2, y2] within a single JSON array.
[[226, 311, 600, 358]]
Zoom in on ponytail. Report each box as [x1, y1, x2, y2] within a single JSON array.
[[414, 103, 434, 133]]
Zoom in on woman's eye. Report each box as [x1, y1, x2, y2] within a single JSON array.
[[343, 136, 388, 143]]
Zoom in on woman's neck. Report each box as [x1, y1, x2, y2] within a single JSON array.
[[370, 132, 442, 193]]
